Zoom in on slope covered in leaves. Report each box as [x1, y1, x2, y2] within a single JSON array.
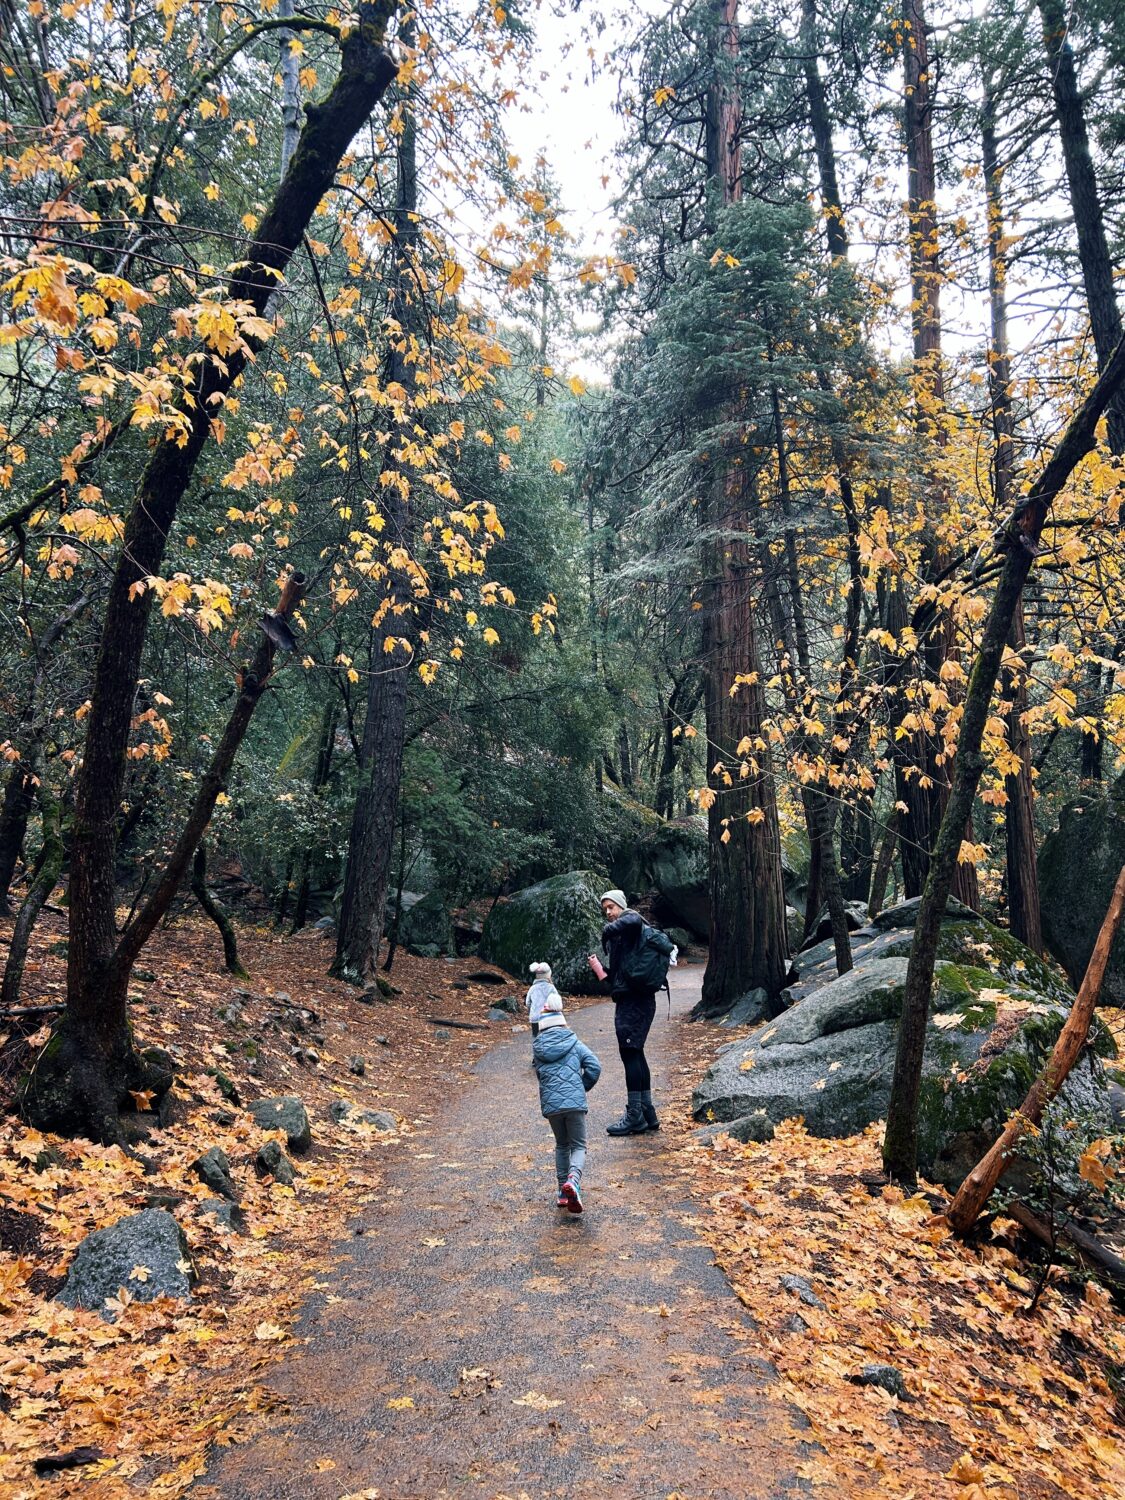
[[0, 913, 516, 1498], [672, 1061, 1125, 1499]]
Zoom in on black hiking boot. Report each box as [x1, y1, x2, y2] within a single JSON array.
[[606, 1106, 648, 1136], [641, 1103, 660, 1131]]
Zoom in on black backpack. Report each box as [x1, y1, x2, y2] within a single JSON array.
[[620, 922, 675, 994]]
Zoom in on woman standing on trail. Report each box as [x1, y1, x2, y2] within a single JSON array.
[[588, 888, 663, 1137]]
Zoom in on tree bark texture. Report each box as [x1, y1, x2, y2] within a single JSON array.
[[882, 334, 1125, 1182], [699, 467, 789, 1015], [983, 91, 1042, 954], [51, 8, 398, 1139], [947, 864, 1125, 1236], [333, 35, 419, 984]]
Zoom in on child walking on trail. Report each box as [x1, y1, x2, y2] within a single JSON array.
[[524, 961, 562, 1038], [532, 993, 601, 1213]]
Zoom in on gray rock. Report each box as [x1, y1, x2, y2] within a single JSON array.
[[1039, 774, 1125, 1003], [313, 915, 336, 931], [192, 1146, 239, 1204], [197, 1199, 246, 1234], [434, 1027, 452, 1041], [780, 1274, 826, 1310], [328, 1100, 398, 1132], [348, 1055, 366, 1076], [786, 905, 805, 952], [667, 927, 695, 949], [489, 1007, 515, 1022], [255, 1139, 296, 1185], [376, 1035, 390, 1046], [399, 890, 455, 957], [693, 915, 1114, 1189], [249, 1095, 311, 1153], [850, 1363, 909, 1400], [491, 994, 522, 1015], [718, 989, 772, 1029], [480, 871, 610, 995], [57, 1209, 192, 1318]]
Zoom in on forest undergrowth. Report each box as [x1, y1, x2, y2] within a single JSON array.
[[3, 917, 1125, 1499], [669, 1024, 1125, 1500], [0, 912, 508, 1499]]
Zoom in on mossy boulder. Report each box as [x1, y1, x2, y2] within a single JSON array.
[[1039, 774, 1125, 1002], [399, 890, 454, 958], [604, 799, 710, 938], [693, 913, 1114, 1189], [480, 871, 606, 994], [57, 1209, 193, 1318]]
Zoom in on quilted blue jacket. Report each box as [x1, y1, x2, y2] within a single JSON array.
[[532, 1023, 601, 1117]]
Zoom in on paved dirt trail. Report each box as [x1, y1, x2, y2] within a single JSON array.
[[198, 968, 804, 1499]]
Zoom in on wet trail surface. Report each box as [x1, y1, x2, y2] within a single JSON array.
[[198, 969, 802, 1500]]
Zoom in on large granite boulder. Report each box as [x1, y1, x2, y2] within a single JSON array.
[[57, 1209, 193, 1318], [693, 911, 1112, 1189], [399, 890, 454, 958], [480, 871, 606, 994], [601, 790, 710, 939], [1039, 774, 1125, 1003]]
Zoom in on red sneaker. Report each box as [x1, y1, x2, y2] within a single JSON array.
[[560, 1178, 583, 1214]]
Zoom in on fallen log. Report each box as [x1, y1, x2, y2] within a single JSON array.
[[948, 863, 1125, 1237], [424, 1016, 491, 1032], [1006, 1201, 1125, 1295], [0, 1002, 66, 1018]]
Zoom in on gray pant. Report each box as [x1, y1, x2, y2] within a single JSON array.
[[548, 1110, 587, 1186]]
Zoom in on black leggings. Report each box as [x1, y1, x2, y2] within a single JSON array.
[[618, 1041, 651, 1093]]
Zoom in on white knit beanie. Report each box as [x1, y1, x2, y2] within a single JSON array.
[[529, 961, 553, 981], [538, 992, 566, 1027], [599, 888, 628, 909]]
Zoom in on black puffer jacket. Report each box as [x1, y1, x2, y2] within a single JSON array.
[[601, 909, 645, 999]]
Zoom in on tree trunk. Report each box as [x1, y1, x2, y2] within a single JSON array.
[[882, 334, 1125, 1182], [0, 587, 94, 909], [1, 782, 63, 1012], [983, 88, 1043, 955], [902, 0, 978, 916], [699, 468, 789, 1016], [947, 864, 1125, 1236], [278, 0, 302, 181], [0, 764, 35, 914], [1038, 0, 1125, 778], [333, 38, 419, 984], [48, 11, 397, 1140], [191, 843, 249, 979], [290, 698, 339, 933], [868, 816, 898, 918]]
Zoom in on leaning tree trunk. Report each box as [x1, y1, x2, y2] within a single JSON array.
[[332, 32, 419, 984], [192, 843, 249, 979], [45, 9, 398, 1139], [947, 864, 1125, 1236], [882, 335, 1125, 1182]]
